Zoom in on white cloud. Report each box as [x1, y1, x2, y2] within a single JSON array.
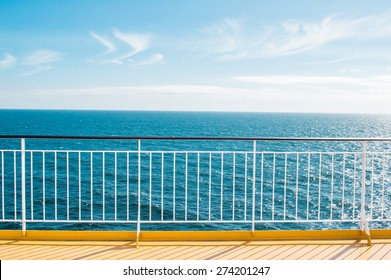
[[233, 74, 391, 98], [234, 75, 361, 85], [90, 29, 157, 65], [132, 53, 164, 66], [2, 81, 390, 113], [90, 31, 117, 54], [22, 49, 65, 75], [111, 29, 152, 63], [24, 49, 64, 65], [0, 53, 17, 69], [199, 12, 391, 61]]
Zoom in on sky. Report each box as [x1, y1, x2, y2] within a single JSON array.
[[1, 0, 391, 113]]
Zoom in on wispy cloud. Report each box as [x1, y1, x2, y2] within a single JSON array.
[[0, 53, 17, 69], [198, 12, 391, 61], [90, 31, 117, 54], [132, 53, 164, 67], [22, 49, 66, 76], [234, 75, 361, 85], [233, 74, 391, 97], [112, 29, 151, 62], [89, 29, 161, 66], [3, 80, 390, 113]]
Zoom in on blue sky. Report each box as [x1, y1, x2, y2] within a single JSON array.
[[1, 0, 391, 113]]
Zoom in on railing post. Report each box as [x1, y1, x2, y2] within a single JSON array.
[[360, 141, 371, 245], [252, 140, 256, 236], [21, 138, 26, 235], [136, 139, 141, 247]]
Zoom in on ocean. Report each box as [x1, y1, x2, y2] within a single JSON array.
[[2, 110, 391, 138], [0, 110, 391, 231]]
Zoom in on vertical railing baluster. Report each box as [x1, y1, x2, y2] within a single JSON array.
[[114, 152, 117, 221], [161, 152, 164, 222], [185, 152, 188, 221], [283, 153, 287, 221], [307, 153, 311, 220], [54, 151, 57, 221], [318, 153, 322, 221], [342, 153, 346, 220], [43, 152, 46, 221], [30, 151, 33, 222], [272, 152, 276, 221], [244, 152, 248, 221], [209, 152, 212, 221], [1, 151, 4, 221], [197, 152, 200, 221], [295, 153, 299, 221], [232, 153, 235, 221], [361, 141, 371, 245], [149, 152, 152, 222], [353, 153, 357, 220], [252, 140, 256, 235], [126, 152, 128, 222], [13, 151, 16, 221], [381, 154, 386, 219], [103, 152, 105, 221], [370, 154, 374, 220], [66, 152, 69, 221], [21, 138, 26, 234], [91, 152, 93, 221], [220, 153, 224, 221], [260, 152, 264, 222], [136, 140, 141, 247], [173, 152, 176, 222], [330, 153, 334, 221]]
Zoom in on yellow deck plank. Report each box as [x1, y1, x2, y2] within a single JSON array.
[[1, 239, 391, 260], [355, 244, 384, 260], [33, 244, 95, 260], [95, 245, 138, 260], [264, 245, 297, 260], [131, 246, 172, 260], [297, 245, 323, 260], [48, 246, 105, 260], [182, 246, 221, 260], [381, 246, 391, 260], [0, 245, 48, 259], [20, 246, 68, 260], [40, 245, 88, 260], [368, 244, 390, 260], [222, 246, 263, 260], [101, 248, 139, 260], [283, 245, 324, 260], [113, 245, 163, 260], [115, 247, 162, 260], [243, 245, 284, 260], [80, 245, 134, 260], [272, 245, 307, 260], [158, 246, 210, 260], [209, 246, 254, 260], [138, 246, 185, 260], [208, 246, 249, 260], [309, 244, 344, 260], [144, 246, 189, 260], [228, 246, 265, 260], [330, 242, 365, 260]]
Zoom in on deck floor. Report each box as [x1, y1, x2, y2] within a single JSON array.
[[1, 239, 391, 260]]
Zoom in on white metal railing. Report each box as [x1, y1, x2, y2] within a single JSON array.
[[0, 136, 390, 236]]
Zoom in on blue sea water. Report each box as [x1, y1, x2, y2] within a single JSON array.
[[2, 110, 391, 138], [1, 110, 391, 231]]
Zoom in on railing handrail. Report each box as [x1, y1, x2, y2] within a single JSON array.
[[1, 135, 391, 141]]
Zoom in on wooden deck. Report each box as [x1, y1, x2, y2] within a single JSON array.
[[1, 239, 391, 260]]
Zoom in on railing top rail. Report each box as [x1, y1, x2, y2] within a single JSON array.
[[1, 135, 391, 141]]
